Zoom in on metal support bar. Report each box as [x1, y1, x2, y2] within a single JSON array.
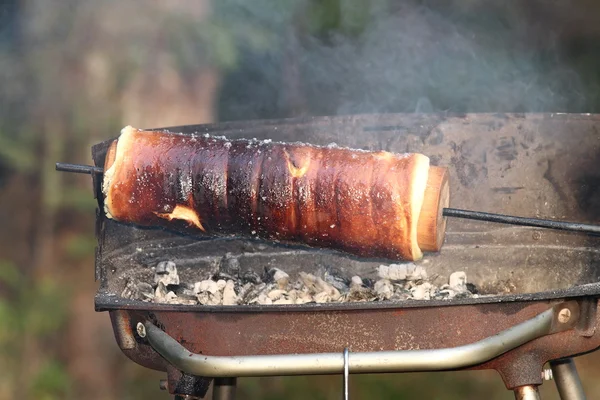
[[343, 348, 349, 400], [143, 308, 554, 378], [550, 358, 586, 400], [212, 378, 237, 400], [514, 385, 541, 400]]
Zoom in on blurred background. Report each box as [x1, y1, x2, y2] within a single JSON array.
[[1, 0, 600, 398]]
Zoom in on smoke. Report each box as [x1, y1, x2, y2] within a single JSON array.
[[216, 0, 594, 120]]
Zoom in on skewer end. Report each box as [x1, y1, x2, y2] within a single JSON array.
[[55, 162, 103, 175]]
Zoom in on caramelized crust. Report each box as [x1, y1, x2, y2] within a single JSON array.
[[103, 126, 448, 261]]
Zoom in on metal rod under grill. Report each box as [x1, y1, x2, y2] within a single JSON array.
[[55, 162, 600, 236]]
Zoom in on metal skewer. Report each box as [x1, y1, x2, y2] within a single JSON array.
[[55, 162, 600, 236], [56, 162, 103, 175], [443, 208, 600, 235]]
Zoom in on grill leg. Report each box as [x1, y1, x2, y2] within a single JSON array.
[[513, 385, 541, 400], [550, 358, 586, 400], [212, 377, 237, 400]]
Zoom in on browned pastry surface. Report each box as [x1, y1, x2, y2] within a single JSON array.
[[103, 126, 447, 260]]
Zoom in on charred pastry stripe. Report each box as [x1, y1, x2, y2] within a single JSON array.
[[102, 126, 449, 261]]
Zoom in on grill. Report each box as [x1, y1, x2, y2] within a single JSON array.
[[71, 113, 600, 399]]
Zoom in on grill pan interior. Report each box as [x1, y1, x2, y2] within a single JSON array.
[[92, 113, 600, 311]]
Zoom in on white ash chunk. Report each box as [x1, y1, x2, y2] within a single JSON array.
[[165, 291, 177, 302], [222, 280, 238, 305], [299, 272, 341, 301], [273, 298, 294, 305], [345, 276, 376, 302], [267, 289, 286, 301], [197, 290, 222, 306], [350, 276, 363, 288], [171, 297, 198, 305], [378, 263, 427, 282], [154, 282, 170, 303], [374, 279, 394, 300], [121, 281, 154, 301], [255, 293, 273, 305], [216, 279, 227, 291], [287, 289, 313, 304], [194, 279, 222, 305], [314, 291, 335, 303], [411, 282, 433, 300], [449, 271, 467, 291], [194, 280, 219, 294], [154, 261, 180, 286], [272, 268, 290, 289]]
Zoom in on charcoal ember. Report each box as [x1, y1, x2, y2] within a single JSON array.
[[466, 283, 478, 294], [215, 271, 237, 281], [411, 282, 433, 300], [391, 290, 412, 301], [374, 279, 394, 300], [121, 281, 154, 301], [154, 261, 179, 286], [243, 283, 267, 303], [170, 282, 196, 298], [241, 270, 262, 284], [435, 285, 456, 300], [222, 280, 238, 305], [324, 271, 348, 292], [220, 254, 240, 277], [378, 263, 427, 282], [263, 268, 290, 289], [342, 275, 374, 301], [236, 282, 256, 303], [253, 293, 273, 305], [453, 290, 473, 299], [361, 277, 376, 288], [346, 287, 376, 302]]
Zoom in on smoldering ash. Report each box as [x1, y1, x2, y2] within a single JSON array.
[[121, 261, 479, 306]]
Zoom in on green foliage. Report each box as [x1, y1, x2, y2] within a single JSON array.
[[0, 261, 71, 398], [61, 186, 97, 213], [31, 360, 72, 400], [0, 128, 37, 173], [307, 0, 371, 38], [64, 235, 97, 261]]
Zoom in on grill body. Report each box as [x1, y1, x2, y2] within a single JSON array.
[[92, 113, 600, 397]]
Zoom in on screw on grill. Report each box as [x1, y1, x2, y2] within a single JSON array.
[[558, 308, 572, 324], [136, 322, 146, 338]]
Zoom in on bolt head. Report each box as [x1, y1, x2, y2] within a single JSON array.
[[136, 322, 146, 338], [558, 308, 572, 324], [541, 369, 553, 381]]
